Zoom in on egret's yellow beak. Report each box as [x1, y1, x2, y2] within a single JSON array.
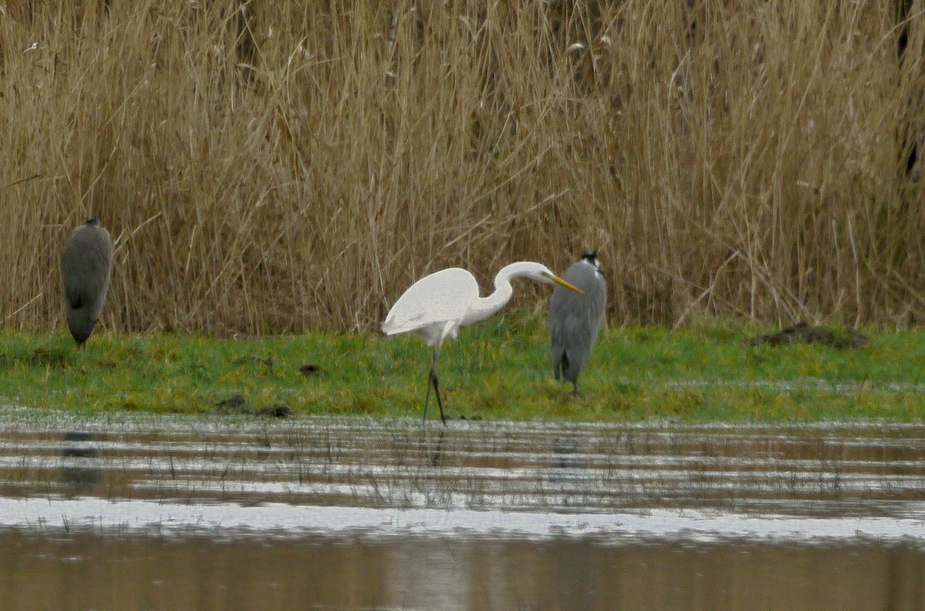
[[551, 274, 584, 295]]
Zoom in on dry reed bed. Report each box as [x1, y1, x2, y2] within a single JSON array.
[[0, 1, 923, 334]]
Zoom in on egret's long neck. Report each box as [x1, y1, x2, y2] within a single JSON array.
[[460, 264, 523, 327]]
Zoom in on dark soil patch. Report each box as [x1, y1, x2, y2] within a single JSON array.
[[749, 322, 869, 349]]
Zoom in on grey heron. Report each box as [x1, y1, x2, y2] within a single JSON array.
[[61, 217, 113, 347], [550, 252, 606, 396], [382, 262, 584, 424]]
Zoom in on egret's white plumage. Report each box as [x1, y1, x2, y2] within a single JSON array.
[[383, 262, 584, 424], [381, 268, 478, 347]]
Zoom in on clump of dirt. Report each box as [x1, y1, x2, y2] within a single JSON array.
[[255, 404, 293, 418], [299, 364, 324, 376], [214, 394, 292, 418], [748, 322, 869, 349], [214, 394, 247, 412]]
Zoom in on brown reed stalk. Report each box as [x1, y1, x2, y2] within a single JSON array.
[[0, 1, 923, 335]]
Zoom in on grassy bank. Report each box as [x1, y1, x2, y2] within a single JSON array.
[[1, 2, 924, 335], [2, 318, 923, 422]]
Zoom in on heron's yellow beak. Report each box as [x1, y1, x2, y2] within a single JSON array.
[[551, 275, 584, 295]]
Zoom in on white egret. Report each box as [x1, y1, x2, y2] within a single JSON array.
[[382, 262, 584, 424]]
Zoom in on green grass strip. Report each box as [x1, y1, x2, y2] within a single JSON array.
[[1, 316, 923, 422]]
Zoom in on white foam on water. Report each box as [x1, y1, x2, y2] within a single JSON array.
[[3, 495, 925, 545]]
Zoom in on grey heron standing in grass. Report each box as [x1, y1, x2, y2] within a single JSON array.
[[550, 252, 606, 396], [383, 262, 584, 424], [61, 217, 113, 347]]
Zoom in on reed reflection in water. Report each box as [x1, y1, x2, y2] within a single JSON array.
[[0, 411, 922, 610], [0, 531, 922, 611]]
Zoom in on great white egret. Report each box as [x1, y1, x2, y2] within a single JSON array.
[[61, 217, 113, 347], [550, 252, 606, 396], [382, 262, 584, 424]]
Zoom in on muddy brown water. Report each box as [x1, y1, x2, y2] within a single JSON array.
[[0, 407, 923, 610]]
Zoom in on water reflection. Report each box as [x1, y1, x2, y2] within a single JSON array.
[[60, 431, 103, 487], [0, 532, 922, 611], [0, 409, 922, 610]]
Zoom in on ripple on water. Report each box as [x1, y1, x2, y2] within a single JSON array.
[[0, 408, 923, 544]]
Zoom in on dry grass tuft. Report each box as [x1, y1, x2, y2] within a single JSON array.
[[1, 1, 924, 334]]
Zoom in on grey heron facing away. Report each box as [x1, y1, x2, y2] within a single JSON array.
[[382, 262, 584, 425], [61, 218, 113, 347], [550, 252, 606, 396]]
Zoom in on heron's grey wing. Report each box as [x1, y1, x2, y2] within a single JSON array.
[[62, 226, 113, 315], [549, 261, 606, 382], [61, 224, 112, 344]]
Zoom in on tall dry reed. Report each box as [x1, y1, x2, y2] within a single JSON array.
[[0, 1, 923, 334]]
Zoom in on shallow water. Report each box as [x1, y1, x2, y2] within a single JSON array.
[[0, 408, 923, 610]]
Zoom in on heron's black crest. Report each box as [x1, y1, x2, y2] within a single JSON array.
[[84, 217, 100, 227], [580, 251, 602, 274]]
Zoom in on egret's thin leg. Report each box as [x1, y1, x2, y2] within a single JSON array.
[[423, 369, 433, 424], [430, 362, 447, 425], [422, 346, 447, 425]]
